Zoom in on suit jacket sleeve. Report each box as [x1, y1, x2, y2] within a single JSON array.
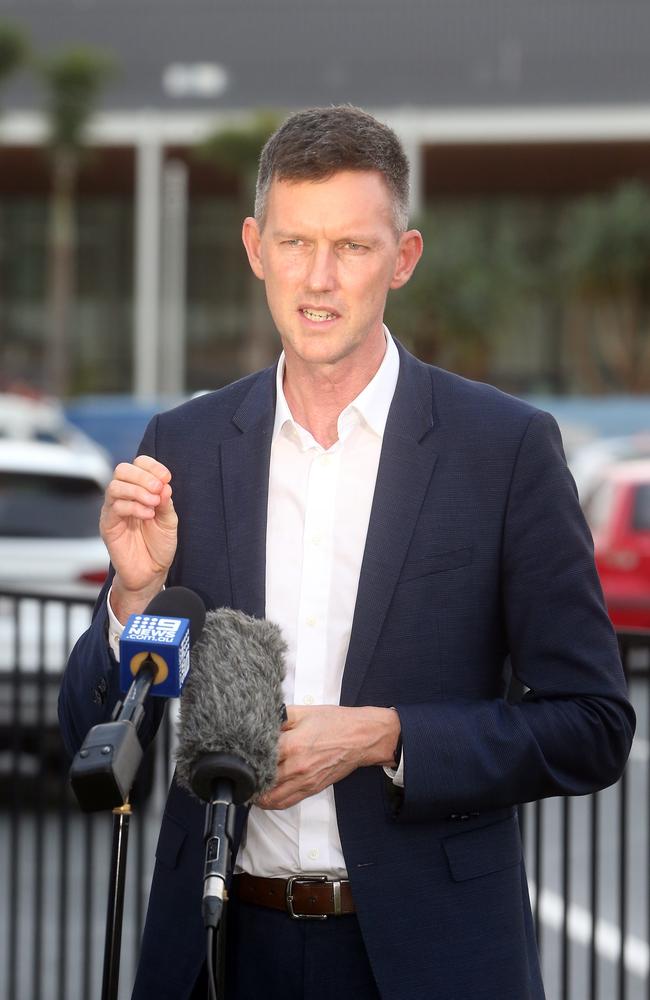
[[395, 410, 635, 822]]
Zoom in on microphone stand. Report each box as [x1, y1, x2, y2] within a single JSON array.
[[101, 800, 132, 1000], [191, 753, 257, 1000], [69, 658, 159, 1000]]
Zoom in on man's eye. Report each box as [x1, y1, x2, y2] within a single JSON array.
[[283, 238, 303, 247], [344, 242, 365, 252]]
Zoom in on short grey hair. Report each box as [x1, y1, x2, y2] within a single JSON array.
[[254, 105, 410, 234]]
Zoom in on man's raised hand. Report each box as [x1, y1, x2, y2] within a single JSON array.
[[100, 455, 178, 621]]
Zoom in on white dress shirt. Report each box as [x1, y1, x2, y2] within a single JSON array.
[[108, 329, 401, 879], [238, 329, 400, 878]]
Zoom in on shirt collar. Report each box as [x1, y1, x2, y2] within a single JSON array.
[[273, 327, 399, 447]]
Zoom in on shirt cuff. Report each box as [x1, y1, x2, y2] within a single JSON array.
[[383, 752, 404, 787], [106, 586, 125, 662]]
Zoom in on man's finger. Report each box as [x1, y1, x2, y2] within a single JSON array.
[[133, 455, 173, 482], [105, 479, 164, 508]]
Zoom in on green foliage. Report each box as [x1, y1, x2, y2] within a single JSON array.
[[386, 202, 534, 375], [557, 181, 650, 391], [387, 184, 650, 389], [37, 47, 114, 152], [559, 182, 650, 297], [197, 112, 280, 178], [0, 21, 28, 85]]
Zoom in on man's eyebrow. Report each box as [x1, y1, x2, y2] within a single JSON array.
[[271, 229, 381, 244], [271, 229, 306, 239], [340, 235, 381, 244]]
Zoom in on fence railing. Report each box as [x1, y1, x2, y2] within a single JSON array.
[[0, 590, 648, 1000], [0, 589, 175, 1000], [521, 629, 650, 1000]]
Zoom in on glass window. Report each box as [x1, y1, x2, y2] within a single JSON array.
[[632, 483, 650, 532], [584, 478, 617, 534], [0, 473, 103, 538]]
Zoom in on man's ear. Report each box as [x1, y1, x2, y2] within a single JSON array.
[[390, 229, 424, 290], [242, 217, 265, 280]]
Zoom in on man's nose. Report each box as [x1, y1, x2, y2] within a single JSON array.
[[306, 245, 337, 292]]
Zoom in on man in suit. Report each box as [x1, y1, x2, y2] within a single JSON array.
[[59, 106, 634, 1000]]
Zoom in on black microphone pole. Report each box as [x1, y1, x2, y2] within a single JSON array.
[[191, 752, 257, 1000], [102, 800, 132, 1000], [69, 586, 206, 1000], [99, 656, 158, 1000]]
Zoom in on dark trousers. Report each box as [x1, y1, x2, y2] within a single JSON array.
[[190, 895, 382, 1000]]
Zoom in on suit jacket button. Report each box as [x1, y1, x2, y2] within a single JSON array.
[[92, 677, 108, 705]]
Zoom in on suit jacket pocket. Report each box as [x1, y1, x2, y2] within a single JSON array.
[[155, 812, 188, 870], [442, 813, 521, 882], [399, 545, 473, 583]]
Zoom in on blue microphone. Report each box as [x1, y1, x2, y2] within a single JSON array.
[[70, 587, 206, 812], [120, 609, 191, 698], [117, 587, 206, 721]]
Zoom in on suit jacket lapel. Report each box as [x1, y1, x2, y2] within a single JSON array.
[[220, 366, 276, 619], [341, 345, 439, 706]]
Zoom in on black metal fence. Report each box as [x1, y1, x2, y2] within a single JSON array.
[[1, 589, 649, 1000], [0, 589, 174, 1000], [521, 630, 650, 1000]]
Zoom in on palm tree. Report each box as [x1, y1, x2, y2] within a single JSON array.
[[559, 182, 650, 392], [0, 23, 29, 385], [37, 46, 114, 398], [386, 203, 531, 381], [0, 21, 28, 102], [197, 113, 280, 373]]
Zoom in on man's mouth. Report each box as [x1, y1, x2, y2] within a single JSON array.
[[300, 307, 338, 323]]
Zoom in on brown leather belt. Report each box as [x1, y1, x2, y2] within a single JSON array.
[[233, 873, 355, 919]]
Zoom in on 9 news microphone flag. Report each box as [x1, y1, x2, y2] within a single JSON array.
[[120, 608, 191, 698], [70, 587, 206, 812]]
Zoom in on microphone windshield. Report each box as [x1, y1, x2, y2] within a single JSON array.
[[176, 608, 287, 799]]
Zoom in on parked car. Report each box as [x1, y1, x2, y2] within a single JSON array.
[[0, 391, 111, 457], [0, 437, 112, 594], [583, 459, 650, 630], [65, 394, 185, 467], [0, 437, 112, 797], [569, 431, 650, 501]]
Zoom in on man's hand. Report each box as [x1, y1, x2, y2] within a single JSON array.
[[257, 705, 401, 810], [100, 455, 178, 622]]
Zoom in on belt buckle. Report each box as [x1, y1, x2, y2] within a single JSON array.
[[286, 874, 334, 920]]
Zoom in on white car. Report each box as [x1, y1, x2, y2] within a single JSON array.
[[0, 436, 112, 789], [0, 391, 112, 453], [0, 438, 111, 595], [569, 431, 650, 502]]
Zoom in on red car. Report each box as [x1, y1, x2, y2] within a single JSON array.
[[584, 459, 650, 630]]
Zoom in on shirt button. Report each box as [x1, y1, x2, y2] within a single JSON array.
[[302, 694, 315, 705], [308, 848, 320, 860], [311, 534, 322, 546], [306, 616, 317, 627]]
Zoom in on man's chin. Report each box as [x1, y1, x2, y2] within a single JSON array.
[[286, 342, 353, 370]]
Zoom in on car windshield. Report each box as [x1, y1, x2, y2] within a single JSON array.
[[632, 484, 650, 532], [0, 472, 104, 538], [584, 478, 617, 534]]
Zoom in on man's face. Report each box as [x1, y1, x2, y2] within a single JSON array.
[[242, 170, 422, 374]]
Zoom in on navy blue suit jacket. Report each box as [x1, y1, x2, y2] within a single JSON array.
[[59, 342, 634, 1000]]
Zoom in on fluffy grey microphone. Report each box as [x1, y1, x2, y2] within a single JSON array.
[[175, 608, 287, 800]]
